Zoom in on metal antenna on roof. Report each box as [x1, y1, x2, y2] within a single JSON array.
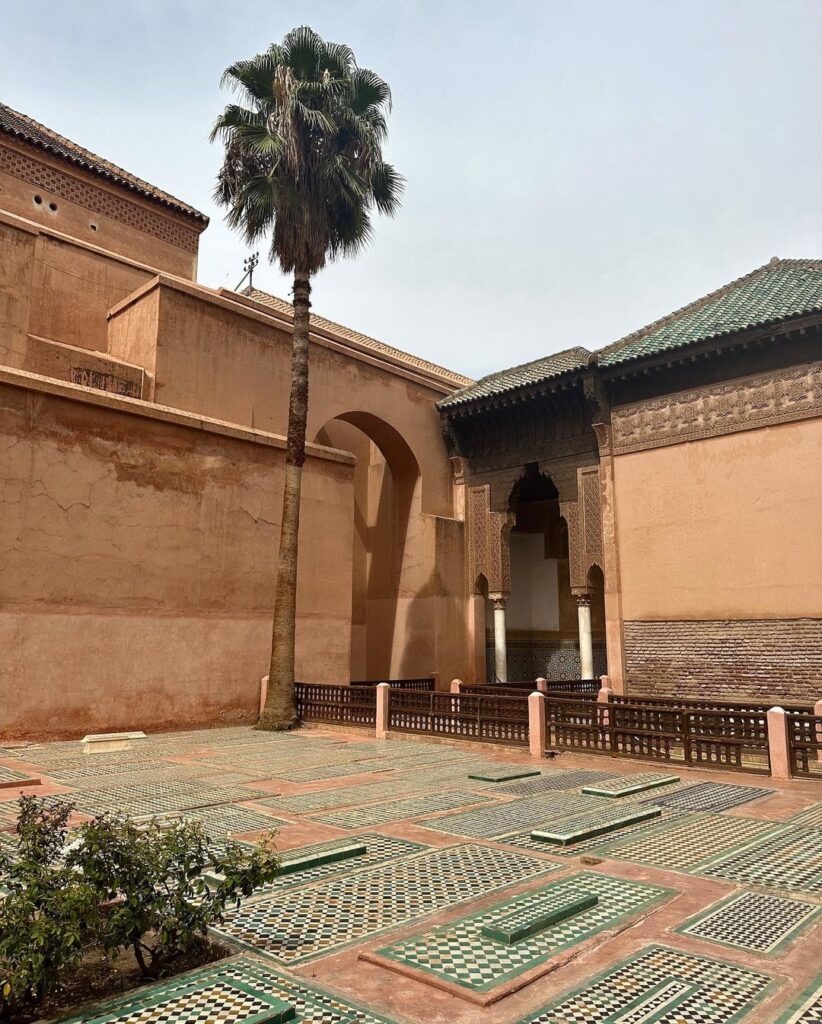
[[235, 251, 259, 293]]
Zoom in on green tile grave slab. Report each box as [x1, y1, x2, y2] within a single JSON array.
[[700, 824, 822, 895], [582, 772, 680, 797], [465, 765, 540, 782], [640, 781, 773, 813], [789, 803, 822, 829], [601, 812, 779, 872], [420, 791, 612, 839], [503, 809, 690, 858], [531, 805, 661, 846], [56, 953, 395, 1024], [311, 790, 495, 829], [0, 765, 39, 786], [495, 769, 616, 796], [677, 890, 821, 955], [374, 873, 672, 994], [776, 977, 822, 1023], [515, 944, 774, 1023], [480, 890, 599, 943], [212, 842, 555, 963], [253, 777, 430, 814], [277, 840, 367, 875]]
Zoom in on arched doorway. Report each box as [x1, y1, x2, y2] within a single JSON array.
[[493, 463, 605, 681], [314, 413, 422, 681]]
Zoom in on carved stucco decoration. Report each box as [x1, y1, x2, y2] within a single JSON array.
[[560, 464, 603, 593], [612, 361, 822, 455], [467, 484, 513, 596]]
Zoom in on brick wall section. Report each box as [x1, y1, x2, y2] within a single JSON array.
[[624, 619, 822, 704]]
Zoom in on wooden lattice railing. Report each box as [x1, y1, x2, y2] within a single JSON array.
[[350, 678, 435, 691], [294, 683, 377, 726], [787, 713, 822, 778], [388, 690, 529, 745]]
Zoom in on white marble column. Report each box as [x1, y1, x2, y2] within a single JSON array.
[[576, 592, 594, 680], [490, 594, 508, 682]]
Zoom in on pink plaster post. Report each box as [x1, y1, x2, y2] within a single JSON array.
[[535, 677, 548, 694], [814, 698, 822, 762], [767, 707, 791, 779], [450, 679, 462, 694], [597, 686, 613, 729], [375, 682, 391, 740], [259, 676, 269, 716], [528, 691, 546, 759]]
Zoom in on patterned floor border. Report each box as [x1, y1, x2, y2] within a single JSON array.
[[513, 943, 776, 1024], [776, 976, 822, 1023]]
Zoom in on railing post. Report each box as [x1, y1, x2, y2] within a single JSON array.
[[597, 685, 612, 752], [766, 707, 791, 779], [450, 678, 462, 694], [528, 691, 546, 759], [375, 682, 390, 740], [535, 677, 548, 694], [815, 698, 822, 763]]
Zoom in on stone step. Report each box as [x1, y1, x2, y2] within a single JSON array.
[[530, 805, 662, 846], [582, 773, 680, 798], [481, 890, 599, 944]]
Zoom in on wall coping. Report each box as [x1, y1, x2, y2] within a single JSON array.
[[108, 274, 459, 397], [0, 366, 356, 466]]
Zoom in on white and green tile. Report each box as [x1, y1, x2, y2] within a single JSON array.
[[677, 890, 821, 955]]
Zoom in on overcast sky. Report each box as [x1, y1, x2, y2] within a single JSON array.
[[2, 1, 820, 379]]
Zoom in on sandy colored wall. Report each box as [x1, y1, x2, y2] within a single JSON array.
[[0, 370, 355, 739], [614, 417, 822, 620], [0, 139, 200, 277], [108, 280, 455, 516], [0, 212, 36, 367]]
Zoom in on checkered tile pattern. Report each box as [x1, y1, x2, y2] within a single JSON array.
[[582, 772, 681, 796], [517, 944, 773, 1023], [701, 825, 822, 894], [311, 790, 494, 829], [178, 804, 288, 840], [603, 812, 777, 871], [503, 809, 689, 857], [375, 872, 670, 992], [678, 890, 820, 954], [420, 792, 612, 839], [495, 769, 616, 796], [0, 765, 36, 784], [789, 803, 822, 829], [71, 783, 271, 819], [213, 843, 553, 963], [57, 954, 394, 1024], [641, 781, 772, 813], [254, 777, 431, 814], [268, 833, 426, 891]]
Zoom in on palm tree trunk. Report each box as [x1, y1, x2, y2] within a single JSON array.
[[259, 270, 311, 730]]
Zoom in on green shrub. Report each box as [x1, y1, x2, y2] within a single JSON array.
[[68, 813, 280, 977], [0, 797, 280, 1016], [0, 797, 102, 1017]]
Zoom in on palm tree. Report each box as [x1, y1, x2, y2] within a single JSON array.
[[212, 27, 403, 729]]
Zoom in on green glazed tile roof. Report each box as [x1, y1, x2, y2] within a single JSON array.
[[598, 258, 822, 368], [441, 259, 822, 410], [438, 346, 591, 409]]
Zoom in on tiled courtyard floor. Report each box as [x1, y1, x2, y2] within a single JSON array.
[[1, 726, 820, 1023]]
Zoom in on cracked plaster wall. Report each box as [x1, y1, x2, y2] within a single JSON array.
[[0, 380, 355, 738]]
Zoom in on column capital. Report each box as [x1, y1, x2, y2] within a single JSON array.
[[573, 590, 592, 607], [489, 593, 508, 610]]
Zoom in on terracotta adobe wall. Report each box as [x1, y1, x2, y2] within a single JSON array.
[[0, 370, 356, 739], [0, 137, 201, 277], [613, 414, 822, 701]]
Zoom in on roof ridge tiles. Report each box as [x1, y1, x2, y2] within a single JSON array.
[[243, 287, 473, 387], [0, 101, 207, 224]]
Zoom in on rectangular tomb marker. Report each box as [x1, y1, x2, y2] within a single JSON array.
[[481, 891, 599, 944], [531, 805, 661, 846]]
